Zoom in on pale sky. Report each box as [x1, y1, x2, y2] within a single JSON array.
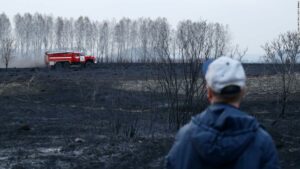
[[0, 0, 297, 61]]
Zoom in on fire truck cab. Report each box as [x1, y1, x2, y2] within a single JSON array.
[[45, 51, 97, 69]]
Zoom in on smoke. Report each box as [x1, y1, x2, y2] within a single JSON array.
[[0, 55, 46, 68]]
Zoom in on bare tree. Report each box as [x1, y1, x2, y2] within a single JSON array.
[[0, 13, 11, 41], [262, 31, 300, 120], [23, 13, 34, 57], [229, 44, 248, 62], [84, 17, 95, 54], [211, 23, 230, 58], [14, 13, 24, 55], [97, 21, 110, 62], [0, 13, 14, 70], [75, 16, 85, 51], [138, 18, 152, 62], [175, 20, 215, 126], [1, 38, 15, 70], [31, 13, 46, 61], [152, 18, 180, 128], [54, 17, 64, 49], [153, 20, 231, 129], [129, 20, 138, 62], [114, 21, 125, 62]]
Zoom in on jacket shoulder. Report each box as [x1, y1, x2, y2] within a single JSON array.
[[255, 127, 275, 147], [175, 122, 197, 141]]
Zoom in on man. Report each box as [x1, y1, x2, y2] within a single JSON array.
[[166, 56, 280, 169]]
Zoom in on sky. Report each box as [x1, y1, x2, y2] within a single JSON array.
[[0, 0, 297, 62]]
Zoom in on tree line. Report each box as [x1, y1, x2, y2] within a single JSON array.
[[0, 12, 232, 66]]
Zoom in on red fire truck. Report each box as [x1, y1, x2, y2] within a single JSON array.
[[45, 51, 97, 69]]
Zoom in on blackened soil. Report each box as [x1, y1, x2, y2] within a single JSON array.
[[0, 64, 299, 169]]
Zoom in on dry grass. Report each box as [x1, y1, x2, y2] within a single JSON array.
[[247, 73, 300, 94], [114, 74, 300, 97]]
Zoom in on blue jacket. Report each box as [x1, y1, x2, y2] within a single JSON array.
[[166, 103, 280, 169]]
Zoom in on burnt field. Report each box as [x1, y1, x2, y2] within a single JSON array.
[[0, 63, 299, 169]]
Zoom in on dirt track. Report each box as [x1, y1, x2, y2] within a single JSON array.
[[0, 64, 299, 169]]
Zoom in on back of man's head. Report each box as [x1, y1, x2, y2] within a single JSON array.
[[204, 56, 246, 102]]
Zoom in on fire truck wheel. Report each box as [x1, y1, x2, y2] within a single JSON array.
[[85, 61, 93, 68], [55, 62, 63, 70], [63, 62, 70, 69]]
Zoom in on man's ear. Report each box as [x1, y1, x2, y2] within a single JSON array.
[[207, 87, 213, 103]]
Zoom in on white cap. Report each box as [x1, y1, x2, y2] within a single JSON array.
[[205, 56, 246, 93]]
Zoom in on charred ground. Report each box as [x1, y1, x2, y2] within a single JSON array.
[[0, 63, 299, 169]]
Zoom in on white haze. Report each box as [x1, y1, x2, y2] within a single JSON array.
[[0, 56, 45, 68], [0, 0, 297, 66]]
